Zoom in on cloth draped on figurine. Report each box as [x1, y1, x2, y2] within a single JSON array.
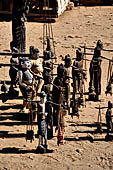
[[41, 72, 53, 138], [52, 64, 65, 127], [64, 54, 72, 112], [37, 91, 48, 153], [29, 46, 44, 95], [18, 58, 35, 112], [52, 64, 65, 107], [72, 48, 84, 94], [89, 40, 103, 100], [72, 48, 86, 111], [12, 0, 29, 52]]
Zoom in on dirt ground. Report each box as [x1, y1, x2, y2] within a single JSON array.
[[0, 6, 113, 170]]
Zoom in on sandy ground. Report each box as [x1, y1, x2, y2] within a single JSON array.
[[0, 6, 113, 170]]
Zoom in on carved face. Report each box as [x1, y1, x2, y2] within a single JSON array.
[[76, 48, 83, 61], [97, 40, 103, 50], [21, 59, 31, 69]]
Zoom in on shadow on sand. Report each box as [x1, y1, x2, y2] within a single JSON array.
[[0, 147, 53, 154]]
